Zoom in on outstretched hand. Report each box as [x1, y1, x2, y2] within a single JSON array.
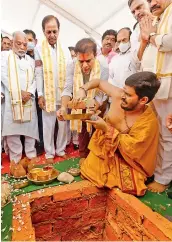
[[85, 112, 107, 132], [56, 107, 67, 121]]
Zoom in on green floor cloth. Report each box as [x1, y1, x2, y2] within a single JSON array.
[[1, 158, 172, 241]]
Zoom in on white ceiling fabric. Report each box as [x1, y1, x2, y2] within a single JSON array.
[[1, 0, 136, 49]]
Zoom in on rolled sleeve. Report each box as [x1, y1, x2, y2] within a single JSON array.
[[155, 33, 172, 52], [61, 61, 74, 98], [94, 62, 109, 105]]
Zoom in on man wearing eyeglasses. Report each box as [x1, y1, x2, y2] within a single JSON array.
[[57, 38, 109, 163], [34, 15, 70, 164]]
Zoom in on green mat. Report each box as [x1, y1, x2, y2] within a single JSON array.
[[1, 202, 13, 242], [1, 158, 172, 241]]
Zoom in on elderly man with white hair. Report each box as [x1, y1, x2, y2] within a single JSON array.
[[1, 31, 39, 177]]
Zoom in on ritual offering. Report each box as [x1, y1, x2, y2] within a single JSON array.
[[67, 168, 80, 177], [67, 98, 95, 109], [57, 172, 74, 183], [27, 167, 59, 185], [1, 181, 11, 207], [90, 114, 99, 121], [13, 179, 29, 189], [63, 113, 92, 120]]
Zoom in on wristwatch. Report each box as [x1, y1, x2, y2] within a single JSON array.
[[149, 32, 156, 41]]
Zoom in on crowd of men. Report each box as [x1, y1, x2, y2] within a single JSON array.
[[1, 0, 172, 196]]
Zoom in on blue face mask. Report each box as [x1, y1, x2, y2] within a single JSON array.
[[27, 41, 35, 51]]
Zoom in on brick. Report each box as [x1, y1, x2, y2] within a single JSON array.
[[43, 233, 61, 241], [61, 229, 83, 241], [104, 222, 118, 241], [53, 190, 82, 202], [107, 197, 118, 217], [82, 208, 106, 225], [30, 196, 52, 211], [34, 223, 52, 238], [109, 193, 144, 225], [61, 223, 104, 241], [89, 194, 107, 209], [82, 186, 106, 196], [31, 207, 62, 223], [122, 233, 132, 241], [143, 218, 171, 241], [106, 212, 122, 240], [116, 208, 143, 241], [53, 217, 82, 233], [87, 221, 105, 234], [62, 198, 88, 217]]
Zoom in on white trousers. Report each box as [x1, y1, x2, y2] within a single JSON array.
[[6, 135, 36, 163], [67, 121, 79, 145], [42, 109, 68, 159], [153, 98, 172, 185]]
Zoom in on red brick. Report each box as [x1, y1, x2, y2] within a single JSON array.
[[82, 208, 106, 225], [30, 196, 52, 210], [116, 208, 143, 241], [62, 198, 88, 217], [34, 223, 52, 238], [53, 217, 82, 233], [106, 212, 122, 240], [82, 186, 106, 196], [107, 197, 118, 217], [61, 223, 104, 241], [53, 190, 82, 202], [143, 218, 170, 241], [104, 222, 118, 241], [44, 233, 61, 241], [122, 233, 132, 241], [31, 206, 62, 223], [109, 193, 144, 224], [89, 194, 107, 209]]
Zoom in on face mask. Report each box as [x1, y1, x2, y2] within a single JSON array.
[[27, 41, 35, 51], [119, 42, 131, 53]]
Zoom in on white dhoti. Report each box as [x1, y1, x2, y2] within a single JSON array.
[[6, 135, 36, 163], [42, 107, 68, 159], [66, 121, 79, 146], [153, 98, 172, 185]]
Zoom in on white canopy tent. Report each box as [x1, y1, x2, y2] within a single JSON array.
[[1, 0, 136, 49]]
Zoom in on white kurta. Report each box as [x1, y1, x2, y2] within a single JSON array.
[[1, 51, 39, 140], [34, 43, 71, 158], [108, 49, 140, 89], [141, 13, 172, 185]]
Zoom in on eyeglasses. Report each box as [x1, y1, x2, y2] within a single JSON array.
[[46, 30, 58, 34]]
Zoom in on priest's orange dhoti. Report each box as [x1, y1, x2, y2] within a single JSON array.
[[81, 106, 159, 196]]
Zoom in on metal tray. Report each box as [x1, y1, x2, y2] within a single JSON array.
[[9, 174, 27, 179], [27, 169, 60, 185], [63, 113, 92, 120]]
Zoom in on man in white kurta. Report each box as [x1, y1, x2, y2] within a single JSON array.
[[137, 0, 172, 192], [109, 27, 140, 89], [1, 31, 39, 176], [57, 38, 109, 161], [35, 15, 70, 163]]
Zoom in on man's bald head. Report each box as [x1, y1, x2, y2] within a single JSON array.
[[12, 31, 28, 57]]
